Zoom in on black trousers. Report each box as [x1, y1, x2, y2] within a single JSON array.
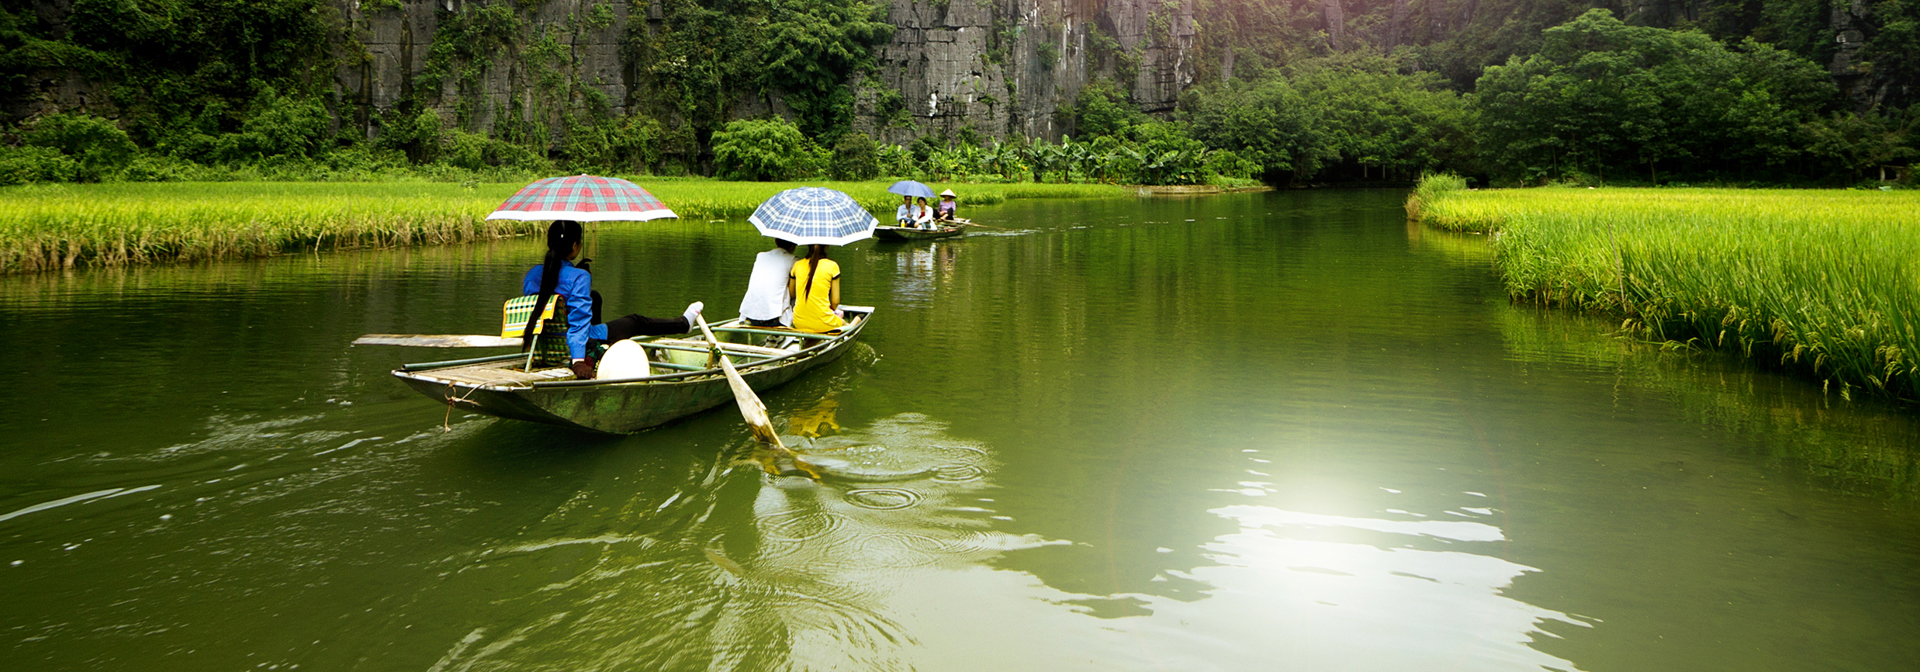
[[604, 313, 690, 342]]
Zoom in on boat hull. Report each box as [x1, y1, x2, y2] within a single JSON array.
[[393, 310, 870, 433], [873, 225, 963, 241]]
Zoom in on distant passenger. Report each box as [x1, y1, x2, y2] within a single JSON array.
[[738, 237, 797, 327], [522, 220, 703, 380], [789, 244, 851, 333]]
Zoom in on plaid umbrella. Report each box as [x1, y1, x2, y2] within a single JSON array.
[[748, 187, 879, 246], [486, 174, 677, 222]]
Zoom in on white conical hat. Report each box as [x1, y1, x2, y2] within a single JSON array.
[[939, 189, 957, 197]]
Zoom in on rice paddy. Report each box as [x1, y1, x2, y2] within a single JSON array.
[[0, 179, 1129, 274], [1412, 179, 1920, 402]]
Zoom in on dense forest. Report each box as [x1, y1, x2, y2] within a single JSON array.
[[1, 0, 1914, 186]]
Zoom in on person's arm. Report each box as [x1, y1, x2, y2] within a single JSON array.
[[829, 275, 840, 310], [787, 269, 798, 304], [562, 270, 594, 361]]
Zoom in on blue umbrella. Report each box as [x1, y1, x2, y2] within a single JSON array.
[[886, 180, 935, 199], [749, 187, 880, 246]]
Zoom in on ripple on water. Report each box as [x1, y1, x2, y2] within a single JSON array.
[[843, 487, 921, 510], [931, 463, 986, 483], [757, 509, 848, 543]]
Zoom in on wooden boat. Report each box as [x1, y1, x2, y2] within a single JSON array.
[[390, 307, 873, 433], [873, 224, 964, 241]]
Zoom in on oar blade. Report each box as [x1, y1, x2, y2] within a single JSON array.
[[352, 334, 521, 348]]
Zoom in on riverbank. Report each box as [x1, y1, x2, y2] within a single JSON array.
[[0, 179, 1129, 274], [1409, 177, 1920, 403]]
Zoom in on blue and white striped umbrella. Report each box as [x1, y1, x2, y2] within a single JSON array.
[[748, 187, 879, 246]]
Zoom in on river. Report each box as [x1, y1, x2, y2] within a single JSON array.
[[2, 189, 1916, 671]]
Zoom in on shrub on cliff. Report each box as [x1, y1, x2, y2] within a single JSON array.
[[20, 112, 135, 181], [445, 131, 549, 172], [712, 118, 817, 181], [0, 145, 79, 185]]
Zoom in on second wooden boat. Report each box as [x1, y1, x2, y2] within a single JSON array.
[[873, 225, 964, 241]]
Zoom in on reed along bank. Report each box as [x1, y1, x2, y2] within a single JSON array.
[[1411, 178, 1920, 403], [0, 180, 1127, 274]]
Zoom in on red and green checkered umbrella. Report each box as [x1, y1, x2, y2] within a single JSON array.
[[485, 174, 677, 222]]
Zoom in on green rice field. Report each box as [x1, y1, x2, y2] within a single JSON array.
[[1414, 180, 1920, 402], [0, 179, 1128, 274]]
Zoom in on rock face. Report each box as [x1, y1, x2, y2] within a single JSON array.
[[327, 0, 1192, 145], [855, 0, 1193, 143], [332, 0, 632, 142]]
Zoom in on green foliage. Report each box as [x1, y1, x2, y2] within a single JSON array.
[[760, 0, 893, 140], [1422, 186, 1920, 400], [1073, 80, 1144, 139], [1474, 10, 1837, 183], [1126, 123, 1214, 185], [1288, 53, 1477, 179], [423, 4, 525, 93], [1181, 75, 1336, 181], [711, 118, 817, 181], [445, 131, 550, 172], [584, 1, 617, 30], [375, 108, 447, 164], [20, 113, 136, 181], [565, 113, 666, 173], [828, 131, 881, 181], [1036, 33, 1061, 70], [0, 145, 79, 185], [1800, 109, 1919, 180], [212, 87, 332, 163]]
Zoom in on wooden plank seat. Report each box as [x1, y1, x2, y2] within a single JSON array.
[[409, 360, 573, 388]]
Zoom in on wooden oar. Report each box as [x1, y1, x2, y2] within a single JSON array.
[[692, 313, 820, 479], [947, 218, 1007, 230], [353, 334, 520, 347]]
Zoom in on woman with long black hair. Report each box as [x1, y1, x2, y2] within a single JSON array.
[[521, 220, 703, 380], [787, 244, 849, 333]]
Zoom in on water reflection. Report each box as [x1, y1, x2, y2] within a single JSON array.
[[1496, 306, 1920, 500], [887, 242, 959, 307], [1182, 502, 1585, 669]]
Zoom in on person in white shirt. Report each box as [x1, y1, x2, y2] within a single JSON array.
[[738, 238, 798, 327], [913, 197, 936, 229], [895, 195, 916, 225]]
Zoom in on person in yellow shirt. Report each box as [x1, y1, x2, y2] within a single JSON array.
[[788, 245, 850, 333]]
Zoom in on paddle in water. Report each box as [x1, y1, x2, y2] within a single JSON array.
[[692, 313, 821, 479]]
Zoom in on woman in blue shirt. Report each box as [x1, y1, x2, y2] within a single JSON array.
[[521, 221, 703, 380]]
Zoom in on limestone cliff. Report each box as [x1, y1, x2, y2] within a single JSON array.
[[330, 0, 1193, 146], [857, 0, 1194, 144]]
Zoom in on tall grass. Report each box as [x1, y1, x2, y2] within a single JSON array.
[[1410, 179, 1920, 402], [0, 179, 1130, 274]]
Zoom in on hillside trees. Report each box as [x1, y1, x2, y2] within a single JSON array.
[[1474, 9, 1837, 183]]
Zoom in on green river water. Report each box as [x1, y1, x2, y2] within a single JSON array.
[[2, 189, 1917, 671]]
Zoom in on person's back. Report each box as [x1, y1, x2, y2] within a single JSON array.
[[739, 240, 797, 327], [789, 250, 846, 333]]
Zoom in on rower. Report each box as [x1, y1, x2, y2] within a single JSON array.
[[935, 189, 958, 222], [521, 220, 704, 380]]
